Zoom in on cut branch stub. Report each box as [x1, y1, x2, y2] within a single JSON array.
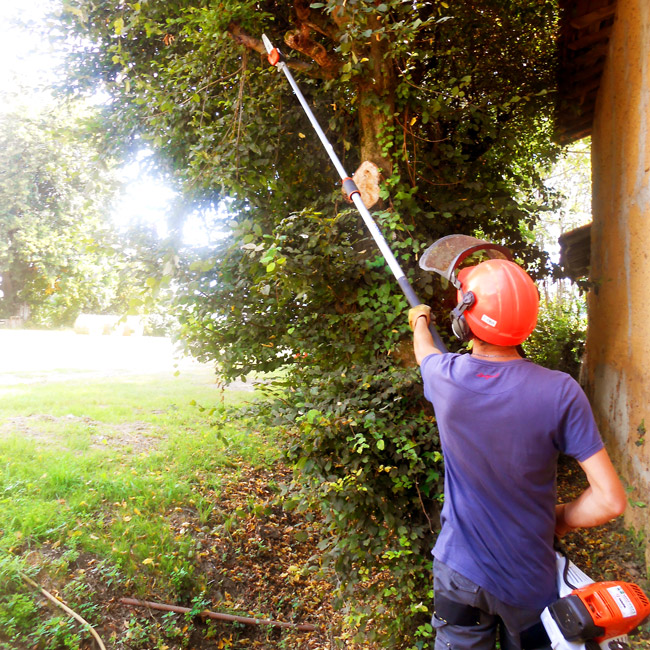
[[343, 161, 383, 208]]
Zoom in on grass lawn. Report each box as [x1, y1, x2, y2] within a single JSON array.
[[0, 356, 647, 649], [0, 368, 346, 650]]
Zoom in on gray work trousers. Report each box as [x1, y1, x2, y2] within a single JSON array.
[[433, 558, 548, 650]]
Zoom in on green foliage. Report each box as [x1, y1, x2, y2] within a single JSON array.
[[523, 292, 587, 378], [55, 0, 563, 645], [0, 107, 110, 324], [0, 107, 169, 327], [281, 364, 442, 646], [0, 592, 38, 640], [532, 139, 592, 254]]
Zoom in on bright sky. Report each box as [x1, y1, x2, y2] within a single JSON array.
[[0, 0, 225, 248], [0, 0, 58, 102]]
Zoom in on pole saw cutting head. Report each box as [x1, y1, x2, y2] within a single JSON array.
[[419, 234, 513, 289]]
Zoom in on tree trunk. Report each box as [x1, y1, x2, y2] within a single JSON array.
[[357, 18, 396, 177], [0, 271, 16, 319]]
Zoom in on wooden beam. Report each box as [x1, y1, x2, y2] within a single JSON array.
[[565, 43, 610, 69], [559, 223, 592, 280], [570, 62, 606, 84], [567, 25, 613, 51], [569, 4, 616, 30], [565, 77, 603, 99], [558, 114, 594, 132], [554, 114, 595, 143]]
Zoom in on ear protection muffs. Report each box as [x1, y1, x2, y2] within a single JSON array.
[[450, 290, 476, 342]]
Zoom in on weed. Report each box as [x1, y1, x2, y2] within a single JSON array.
[[0, 553, 27, 591], [195, 495, 215, 524], [93, 558, 125, 589], [186, 593, 211, 621], [62, 576, 100, 623], [121, 614, 154, 648], [47, 547, 82, 578], [0, 592, 38, 639], [29, 616, 84, 650], [170, 563, 196, 596], [161, 610, 185, 638]]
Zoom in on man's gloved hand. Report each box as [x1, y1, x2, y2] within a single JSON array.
[[409, 304, 431, 331]]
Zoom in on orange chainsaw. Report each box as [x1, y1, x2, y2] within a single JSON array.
[[541, 552, 650, 650]]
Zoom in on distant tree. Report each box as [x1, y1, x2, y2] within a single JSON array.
[[522, 140, 591, 378], [0, 107, 167, 327]]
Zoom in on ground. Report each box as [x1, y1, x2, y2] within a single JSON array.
[[15, 459, 649, 650], [23, 465, 344, 650], [1, 331, 649, 649]]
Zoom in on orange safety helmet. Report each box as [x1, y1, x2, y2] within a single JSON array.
[[455, 259, 539, 346]]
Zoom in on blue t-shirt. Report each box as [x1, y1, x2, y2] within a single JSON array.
[[421, 353, 603, 609]]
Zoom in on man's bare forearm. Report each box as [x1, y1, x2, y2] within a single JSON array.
[[413, 316, 441, 365], [555, 449, 627, 536]]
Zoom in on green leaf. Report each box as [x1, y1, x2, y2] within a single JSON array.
[[306, 409, 321, 424]]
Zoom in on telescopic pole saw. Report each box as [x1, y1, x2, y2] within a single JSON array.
[[261, 34, 447, 353]]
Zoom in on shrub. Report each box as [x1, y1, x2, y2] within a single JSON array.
[[279, 363, 443, 647], [523, 292, 587, 379]]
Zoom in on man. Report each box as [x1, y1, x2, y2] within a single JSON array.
[[408, 257, 626, 650]]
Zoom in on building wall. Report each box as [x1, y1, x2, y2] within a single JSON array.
[[586, 0, 650, 568]]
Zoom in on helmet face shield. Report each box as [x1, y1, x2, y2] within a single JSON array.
[[419, 234, 512, 288]]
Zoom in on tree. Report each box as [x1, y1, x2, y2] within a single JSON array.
[[55, 1, 562, 645], [0, 107, 167, 327]]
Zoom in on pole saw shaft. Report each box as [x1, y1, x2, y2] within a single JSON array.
[[262, 35, 447, 352]]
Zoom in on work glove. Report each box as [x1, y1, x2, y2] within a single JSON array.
[[408, 304, 431, 330]]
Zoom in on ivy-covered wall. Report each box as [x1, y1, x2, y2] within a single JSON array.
[[586, 0, 650, 570]]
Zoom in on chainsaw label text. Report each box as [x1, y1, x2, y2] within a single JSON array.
[[607, 585, 637, 618]]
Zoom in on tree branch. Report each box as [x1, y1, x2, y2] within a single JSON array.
[[226, 22, 335, 79], [294, 0, 341, 41], [283, 29, 342, 79], [226, 22, 266, 56]]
